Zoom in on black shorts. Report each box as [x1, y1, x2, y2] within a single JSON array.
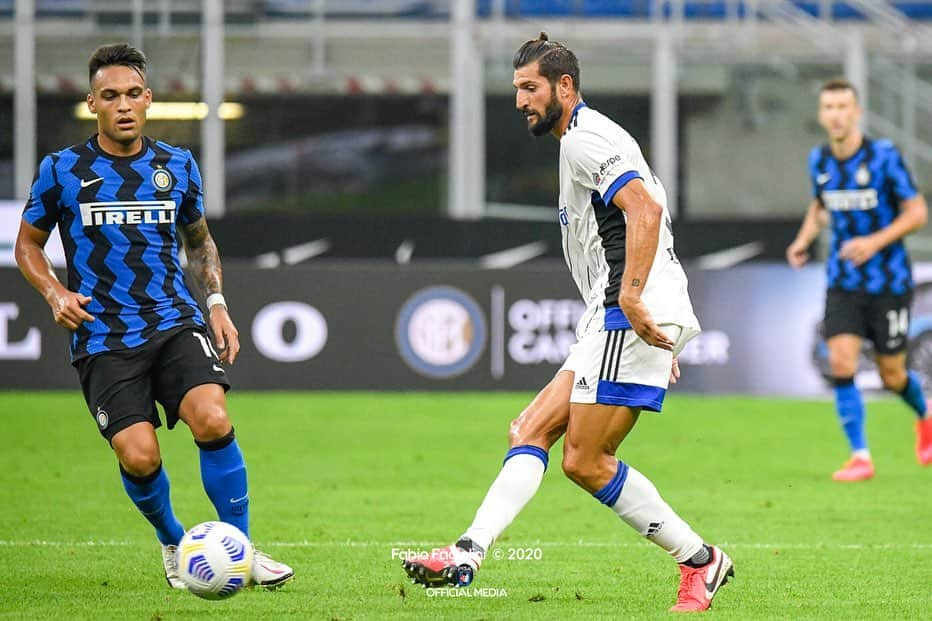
[[824, 288, 913, 355], [75, 326, 231, 442]]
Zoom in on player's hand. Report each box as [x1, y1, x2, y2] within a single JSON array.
[[786, 239, 810, 269], [619, 295, 675, 351], [208, 305, 240, 365], [48, 290, 95, 331], [839, 236, 880, 267], [669, 357, 680, 384]]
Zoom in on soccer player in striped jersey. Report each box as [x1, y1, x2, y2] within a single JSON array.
[[403, 33, 733, 613], [787, 78, 932, 481], [14, 43, 293, 589]]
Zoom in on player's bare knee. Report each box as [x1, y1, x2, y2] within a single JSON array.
[[561, 448, 593, 486], [188, 404, 232, 442], [829, 355, 857, 378], [118, 447, 161, 478], [880, 367, 907, 391], [560, 451, 581, 483]]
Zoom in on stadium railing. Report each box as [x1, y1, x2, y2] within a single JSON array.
[[1, 1, 931, 21]]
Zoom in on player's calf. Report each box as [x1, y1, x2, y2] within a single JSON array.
[[560, 448, 616, 493]]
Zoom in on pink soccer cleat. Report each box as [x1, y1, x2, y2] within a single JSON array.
[[401, 537, 484, 588], [832, 456, 875, 482], [917, 418, 932, 466], [669, 545, 734, 612]]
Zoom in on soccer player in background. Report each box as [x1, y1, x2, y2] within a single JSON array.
[[14, 43, 294, 588], [787, 78, 932, 481], [403, 33, 733, 612]]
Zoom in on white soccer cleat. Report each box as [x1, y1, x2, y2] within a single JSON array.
[[161, 544, 187, 590], [251, 549, 295, 589]]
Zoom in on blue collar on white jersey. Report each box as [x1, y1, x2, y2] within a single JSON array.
[[565, 101, 587, 134]]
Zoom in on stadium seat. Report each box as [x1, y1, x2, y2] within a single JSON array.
[[516, 0, 575, 17], [894, 1, 932, 20], [582, 1, 647, 18]]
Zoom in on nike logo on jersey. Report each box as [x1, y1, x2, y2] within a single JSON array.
[[80, 177, 104, 188], [816, 173, 831, 185], [213, 364, 224, 373]]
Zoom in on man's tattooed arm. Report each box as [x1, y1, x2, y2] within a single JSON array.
[[180, 218, 223, 296]]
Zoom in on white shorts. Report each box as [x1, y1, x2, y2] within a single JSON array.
[[559, 324, 697, 411]]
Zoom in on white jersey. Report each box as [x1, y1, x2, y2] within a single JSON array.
[[558, 103, 699, 339]]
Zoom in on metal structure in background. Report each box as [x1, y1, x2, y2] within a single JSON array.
[[449, 0, 484, 220], [201, 0, 225, 217], [652, 28, 678, 218], [13, 0, 34, 202], [5, 1, 932, 220]]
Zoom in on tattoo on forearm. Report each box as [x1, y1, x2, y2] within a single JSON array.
[[631, 278, 641, 287], [182, 219, 223, 296]]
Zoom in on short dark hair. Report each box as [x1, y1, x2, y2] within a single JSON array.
[[820, 78, 858, 101], [88, 43, 147, 87], [513, 32, 580, 91]]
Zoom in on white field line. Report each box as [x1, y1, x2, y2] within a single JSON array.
[[1, 540, 930, 550]]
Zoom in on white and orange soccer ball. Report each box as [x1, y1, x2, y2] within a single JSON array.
[[176, 521, 253, 600]]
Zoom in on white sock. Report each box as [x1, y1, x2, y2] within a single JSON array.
[[852, 449, 871, 460], [462, 451, 547, 552], [607, 465, 704, 563]]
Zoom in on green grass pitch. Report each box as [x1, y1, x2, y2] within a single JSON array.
[[0, 392, 929, 620]]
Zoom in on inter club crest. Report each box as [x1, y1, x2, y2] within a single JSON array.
[[855, 163, 871, 187], [152, 167, 174, 192]]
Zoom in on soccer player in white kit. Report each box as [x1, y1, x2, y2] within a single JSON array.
[[403, 33, 733, 612]]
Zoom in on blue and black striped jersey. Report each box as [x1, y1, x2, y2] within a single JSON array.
[[809, 137, 919, 295], [23, 134, 206, 361]]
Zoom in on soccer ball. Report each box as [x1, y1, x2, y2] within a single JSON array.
[[176, 521, 254, 600]]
